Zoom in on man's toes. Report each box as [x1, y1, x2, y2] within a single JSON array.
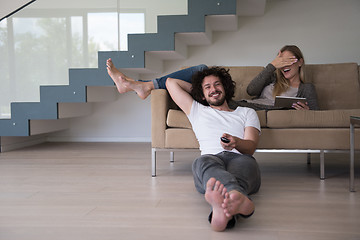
[[206, 178, 216, 191], [213, 180, 221, 191], [221, 186, 227, 196]]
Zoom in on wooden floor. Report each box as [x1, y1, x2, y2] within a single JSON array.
[[0, 142, 359, 240]]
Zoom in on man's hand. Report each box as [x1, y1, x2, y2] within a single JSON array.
[[220, 133, 236, 151], [220, 127, 259, 155]]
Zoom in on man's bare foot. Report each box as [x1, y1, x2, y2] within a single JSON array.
[[106, 58, 154, 100], [205, 178, 232, 231], [222, 190, 254, 218]]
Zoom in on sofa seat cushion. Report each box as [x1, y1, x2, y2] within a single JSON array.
[[167, 109, 267, 129], [258, 128, 360, 149], [256, 110, 267, 127], [267, 109, 360, 128], [165, 128, 199, 148]]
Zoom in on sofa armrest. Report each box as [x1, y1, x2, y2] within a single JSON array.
[[151, 89, 170, 148]]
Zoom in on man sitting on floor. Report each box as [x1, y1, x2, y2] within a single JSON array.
[[165, 66, 261, 231]]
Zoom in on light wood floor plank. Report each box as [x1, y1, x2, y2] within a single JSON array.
[[0, 142, 359, 240]]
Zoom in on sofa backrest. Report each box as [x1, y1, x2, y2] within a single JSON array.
[[305, 63, 360, 110], [178, 63, 360, 110], [227, 66, 264, 101]]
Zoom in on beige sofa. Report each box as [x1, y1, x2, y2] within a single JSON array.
[[151, 63, 360, 177]]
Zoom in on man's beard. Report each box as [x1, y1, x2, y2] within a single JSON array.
[[206, 92, 226, 106]]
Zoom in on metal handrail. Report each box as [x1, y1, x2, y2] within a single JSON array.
[[0, 0, 37, 22]]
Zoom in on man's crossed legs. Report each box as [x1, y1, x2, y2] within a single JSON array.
[[192, 151, 261, 231]]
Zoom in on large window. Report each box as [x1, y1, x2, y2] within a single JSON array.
[[120, 12, 145, 51], [0, 9, 145, 118], [0, 19, 10, 118]]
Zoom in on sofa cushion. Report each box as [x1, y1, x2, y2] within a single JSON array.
[[227, 66, 265, 101], [165, 128, 199, 148], [256, 110, 267, 128], [167, 109, 267, 128], [258, 128, 360, 149], [306, 63, 360, 110], [267, 109, 360, 128], [167, 109, 192, 129]]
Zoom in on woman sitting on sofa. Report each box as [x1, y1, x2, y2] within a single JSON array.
[[235, 45, 319, 110], [106, 45, 318, 110]]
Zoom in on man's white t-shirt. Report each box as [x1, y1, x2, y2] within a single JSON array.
[[187, 101, 261, 155]]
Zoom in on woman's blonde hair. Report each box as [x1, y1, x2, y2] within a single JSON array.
[[273, 45, 306, 97]]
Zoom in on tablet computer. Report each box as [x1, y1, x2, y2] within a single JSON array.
[[274, 96, 307, 109]]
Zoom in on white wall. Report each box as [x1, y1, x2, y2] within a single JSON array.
[[119, 0, 187, 33], [50, 0, 360, 142]]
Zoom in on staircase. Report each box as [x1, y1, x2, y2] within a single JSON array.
[[0, 0, 266, 145]]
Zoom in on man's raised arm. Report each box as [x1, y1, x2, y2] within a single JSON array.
[[165, 78, 194, 115]]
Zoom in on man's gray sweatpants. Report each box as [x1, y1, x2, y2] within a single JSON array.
[[192, 151, 261, 197]]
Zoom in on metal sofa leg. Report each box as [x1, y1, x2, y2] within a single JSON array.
[[307, 153, 311, 164], [320, 150, 325, 180], [152, 148, 157, 177], [170, 151, 174, 162]]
